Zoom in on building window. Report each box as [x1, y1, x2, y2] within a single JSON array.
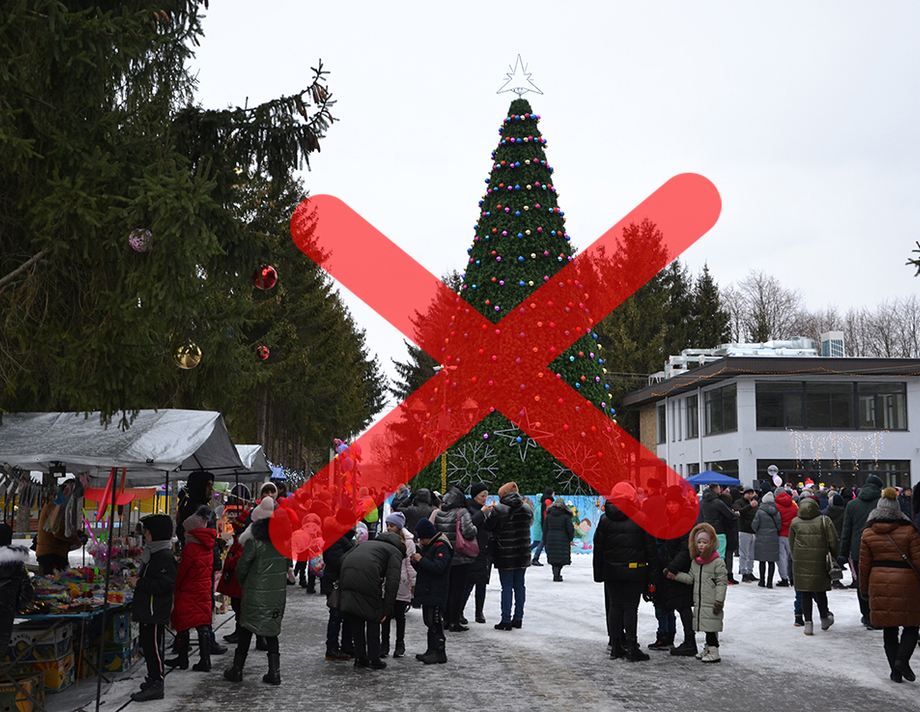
[[756, 458, 910, 489], [756, 381, 906, 431], [859, 383, 907, 430], [687, 462, 701, 477], [705, 459, 739, 479], [704, 384, 737, 435], [686, 394, 699, 439], [657, 404, 667, 444]]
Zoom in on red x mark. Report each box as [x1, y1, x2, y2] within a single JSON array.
[[271, 174, 720, 554]]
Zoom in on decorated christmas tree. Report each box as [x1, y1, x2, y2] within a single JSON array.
[[409, 97, 610, 495]]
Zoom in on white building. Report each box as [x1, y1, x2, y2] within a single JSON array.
[[622, 346, 920, 489]]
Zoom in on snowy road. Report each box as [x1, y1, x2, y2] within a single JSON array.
[[58, 556, 920, 712]]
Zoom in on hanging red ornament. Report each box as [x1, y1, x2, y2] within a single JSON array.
[[257, 346, 270, 361], [253, 265, 278, 290]]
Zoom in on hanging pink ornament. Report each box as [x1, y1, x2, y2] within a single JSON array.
[[253, 265, 278, 290], [129, 229, 151, 252]]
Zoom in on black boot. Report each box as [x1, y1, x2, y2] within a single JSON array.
[[209, 627, 227, 655], [165, 630, 189, 669], [263, 653, 281, 684], [625, 642, 650, 662], [393, 641, 405, 658], [610, 638, 626, 659], [223, 647, 247, 682], [130, 679, 164, 701], [475, 594, 486, 624], [670, 639, 698, 657], [648, 633, 674, 651], [192, 626, 211, 672], [419, 648, 447, 664], [415, 649, 433, 661]]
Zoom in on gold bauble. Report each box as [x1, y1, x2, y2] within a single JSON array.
[[174, 343, 202, 369]]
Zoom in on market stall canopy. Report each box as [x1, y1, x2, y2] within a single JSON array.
[[0, 410, 245, 486], [233, 444, 273, 482], [685, 470, 742, 487]]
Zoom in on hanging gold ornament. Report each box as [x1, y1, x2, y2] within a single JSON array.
[[174, 343, 202, 369]]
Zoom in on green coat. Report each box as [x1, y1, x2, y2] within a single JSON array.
[[788, 498, 839, 593], [237, 519, 288, 637], [542, 504, 574, 566]]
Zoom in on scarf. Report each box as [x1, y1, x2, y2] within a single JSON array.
[[695, 551, 720, 566], [140, 539, 173, 566]]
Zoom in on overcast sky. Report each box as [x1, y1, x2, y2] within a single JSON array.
[[190, 1, 920, 399]]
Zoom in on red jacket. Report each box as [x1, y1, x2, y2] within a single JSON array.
[[217, 538, 244, 599], [171, 527, 216, 631], [775, 492, 798, 537]]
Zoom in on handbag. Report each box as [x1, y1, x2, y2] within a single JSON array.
[[326, 581, 341, 610], [822, 517, 844, 581], [455, 511, 480, 557]]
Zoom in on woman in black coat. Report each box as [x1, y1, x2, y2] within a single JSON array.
[[321, 512, 356, 660], [463, 483, 493, 624], [543, 498, 575, 582]]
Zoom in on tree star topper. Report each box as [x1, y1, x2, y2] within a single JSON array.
[[497, 55, 543, 97]]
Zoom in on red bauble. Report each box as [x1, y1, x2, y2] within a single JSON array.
[[257, 346, 270, 361], [253, 265, 278, 290]]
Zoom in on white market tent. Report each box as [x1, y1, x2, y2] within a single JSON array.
[[0, 409, 247, 485], [233, 444, 273, 483]]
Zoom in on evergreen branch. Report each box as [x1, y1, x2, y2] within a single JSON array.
[[0, 249, 49, 290]]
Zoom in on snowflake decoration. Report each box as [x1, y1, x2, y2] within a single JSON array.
[[446, 441, 499, 490], [552, 442, 604, 495], [491, 426, 541, 461]]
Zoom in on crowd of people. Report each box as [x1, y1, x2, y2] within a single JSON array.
[[107, 469, 920, 702]]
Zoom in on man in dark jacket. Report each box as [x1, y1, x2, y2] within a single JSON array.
[[338, 531, 405, 669], [701, 484, 739, 562], [733, 489, 759, 582], [322, 509, 356, 660], [130, 514, 177, 702], [399, 488, 437, 535], [593, 482, 659, 662], [484, 482, 533, 630], [410, 517, 453, 664], [839, 474, 884, 627]]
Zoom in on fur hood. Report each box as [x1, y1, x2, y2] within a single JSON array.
[[239, 517, 271, 545], [867, 507, 913, 526], [0, 544, 30, 567], [688, 522, 718, 560]]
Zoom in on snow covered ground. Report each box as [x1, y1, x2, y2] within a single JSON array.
[[41, 555, 920, 712]]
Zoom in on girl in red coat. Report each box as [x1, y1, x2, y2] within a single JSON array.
[[166, 505, 217, 671], [217, 514, 247, 644]]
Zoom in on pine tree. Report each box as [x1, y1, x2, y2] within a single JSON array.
[[691, 264, 730, 348], [0, 1, 334, 424], [406, 99, 609, 495]]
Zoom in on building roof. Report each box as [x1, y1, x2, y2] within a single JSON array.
[[621, 356, 920, 408]]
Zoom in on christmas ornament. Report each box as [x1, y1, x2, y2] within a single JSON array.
[[253, 265, 278, 290], [257, 346, 270, 361], [128, 229, 151, 252], [174, 343, 202, 369]]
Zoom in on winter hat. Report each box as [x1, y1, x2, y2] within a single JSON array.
[[665, 485, 684, 504], [497, 482, 518, 498], [608, 481, 638, 508], [0, 523, 12, 547], [762, 491, 775, 504], [183, 505, 213, 533], [385, 511, 406, 529], [186, 471, 215, 503], [251, 497, 275, 522], [469, 482, 489, 499], [415, 517, 437, 539], [141, 514, 173, 542], [743, 487, 756, 495], [832, 494, 845, 508], [865, 475, 885, 489], [875, 487, 900, 514], [230, 513, 248, 532]]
